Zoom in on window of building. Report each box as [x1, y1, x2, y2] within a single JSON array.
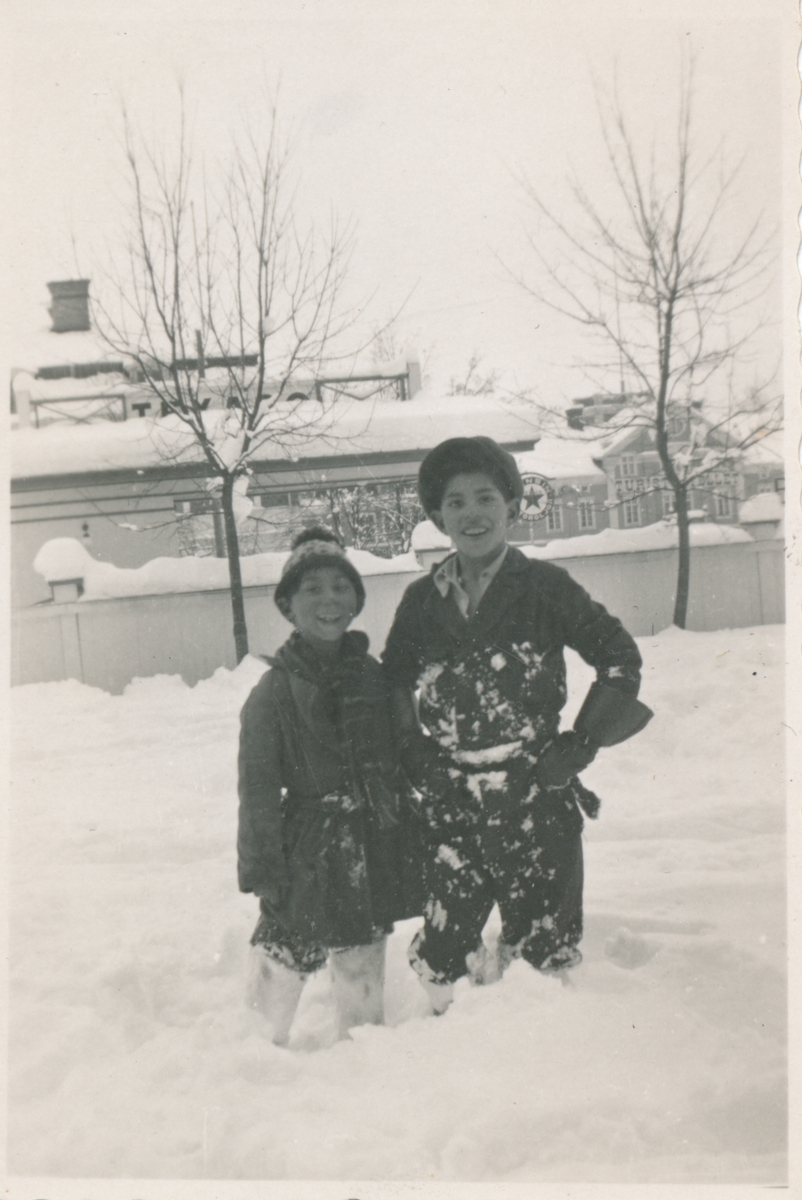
[[257, 491, 292, 508], [173, 497, 216, 516], [578, 500, 595, 530], [621, 454, 637, 478], [546, 505, 562, 533], [662, 490, 676, 516], [667, 415, 685, 436], [622, 498, 640, 526], [715, 493, 732, 517]]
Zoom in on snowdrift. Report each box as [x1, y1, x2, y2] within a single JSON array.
[[7, 626, 787, 1184]]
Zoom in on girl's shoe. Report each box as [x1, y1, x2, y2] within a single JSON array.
[[330, 938, 387, 1038], [247, 946, 306, 1046]]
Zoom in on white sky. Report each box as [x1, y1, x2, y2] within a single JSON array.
[[2, 0, 787, 402]]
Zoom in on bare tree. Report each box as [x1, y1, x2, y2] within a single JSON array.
[[506, 71, 781, 627], [448, 353, 500, 397], [94, 93, 389, 661]]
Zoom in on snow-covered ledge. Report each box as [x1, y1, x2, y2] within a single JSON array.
[[32, 538, 92, 602], [31, 537, 423, 603], [410, 520, 451, 569]]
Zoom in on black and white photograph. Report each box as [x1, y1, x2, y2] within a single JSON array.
[[4, 1, 798, 1196]]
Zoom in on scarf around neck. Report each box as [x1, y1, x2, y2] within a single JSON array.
[[269, 631, 399, 828]]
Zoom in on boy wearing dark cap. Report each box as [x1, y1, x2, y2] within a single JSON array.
[[383, 437, 652, 1013]]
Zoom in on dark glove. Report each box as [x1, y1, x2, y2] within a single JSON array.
[[536, 731, 599, 789], [574, 682, 653, 746]]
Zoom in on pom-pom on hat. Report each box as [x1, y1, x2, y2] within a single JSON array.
[[274, 526, 366, 619], [418, 436, 524, 517]]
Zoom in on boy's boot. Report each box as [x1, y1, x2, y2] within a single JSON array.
[[466, 941, 502, 986], [408, 933, 455, 1014], [419, 977, 455, 1015], [247, 946, 306, 1047], [330, 938, 387, 1038]]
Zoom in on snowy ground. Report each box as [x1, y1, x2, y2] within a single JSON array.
[[7, 625, 787, 1186]]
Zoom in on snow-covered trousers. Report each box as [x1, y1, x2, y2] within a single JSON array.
[[409, 748, 584, 985]]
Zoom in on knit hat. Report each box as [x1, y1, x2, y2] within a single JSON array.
[[274, 526, 366, 619], [417, 436, 524, 517]]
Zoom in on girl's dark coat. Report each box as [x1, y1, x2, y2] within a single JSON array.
[[237, 631, 423, 948]]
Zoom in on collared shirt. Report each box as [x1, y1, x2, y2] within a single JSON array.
[[433, 545, 509, 618]]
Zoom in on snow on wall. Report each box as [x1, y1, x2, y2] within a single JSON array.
[[32, 513, 770, 602], [411, 516, 759, 560], [530, 520, 757, 559], [32, 536, 422, 600]]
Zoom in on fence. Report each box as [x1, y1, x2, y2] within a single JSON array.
[[11, 538, 784, 693]]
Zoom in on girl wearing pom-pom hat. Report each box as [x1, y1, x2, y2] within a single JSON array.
[[237, 526, 422, 1044]]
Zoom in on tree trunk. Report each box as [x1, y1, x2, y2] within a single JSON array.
[[221, 475, 250, 663], [673, 485, 691, 628]]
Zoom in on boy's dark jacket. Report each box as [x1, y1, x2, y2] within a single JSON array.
[[382, 548, 644, 820], [237, 630, 423, 947]]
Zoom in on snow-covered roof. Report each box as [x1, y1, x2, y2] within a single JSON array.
[[739, 492, 783, 523], [11, 390, 541, 481], [10, 311, 121, 376], [593, 412, 653, 457], [514, 436, 606, 481], [12, 370, 132, 402]]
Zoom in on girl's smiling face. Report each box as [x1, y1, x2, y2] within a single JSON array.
[[433, 471, 519, 566], [288, 566, 358, 650]]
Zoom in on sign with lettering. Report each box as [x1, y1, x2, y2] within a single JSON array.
[[520, 474, 555, 521]]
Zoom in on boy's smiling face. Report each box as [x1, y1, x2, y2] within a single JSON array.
[[288, 565, 358, 650], [432, 471, 520, 567]]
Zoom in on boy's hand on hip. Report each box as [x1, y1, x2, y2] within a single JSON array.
[[537, 732, 599, 789]]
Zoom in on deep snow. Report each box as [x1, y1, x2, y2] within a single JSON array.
[[7, 625, 787, 1185]]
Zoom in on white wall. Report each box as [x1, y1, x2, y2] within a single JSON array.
[[11, 540, 784, 693]]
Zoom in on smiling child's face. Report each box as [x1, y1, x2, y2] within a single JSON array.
[[432, 471, 519, 566], [288, 566, 358, 650]]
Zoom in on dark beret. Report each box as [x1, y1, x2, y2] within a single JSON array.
[[417, 436, 524, 517]]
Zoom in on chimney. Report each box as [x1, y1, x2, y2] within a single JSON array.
[[47, 279, 91, 333]]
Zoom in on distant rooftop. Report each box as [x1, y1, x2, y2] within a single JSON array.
[[11, 391, 541, 481]]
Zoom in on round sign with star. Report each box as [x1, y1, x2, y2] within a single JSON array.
[[520, 473, 555, 521]]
